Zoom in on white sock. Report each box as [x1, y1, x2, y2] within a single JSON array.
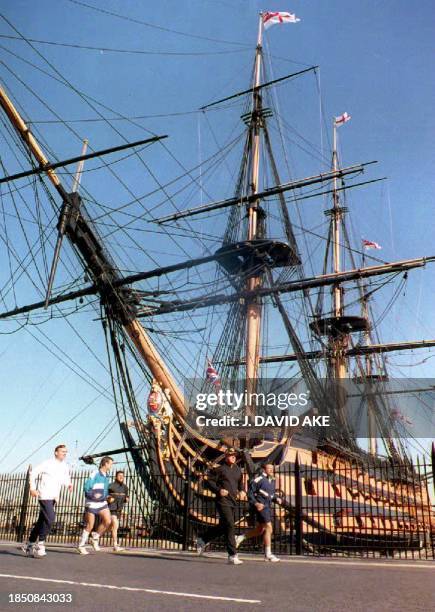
[[79, 530, 89, 547], [265, 545, 271, 557], [91, 531, 100, 540]]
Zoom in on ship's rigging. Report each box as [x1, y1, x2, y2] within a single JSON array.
[[0, 9, 433, 472]]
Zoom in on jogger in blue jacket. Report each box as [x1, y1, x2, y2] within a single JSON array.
[[235, 462, 282, 562], [77, 456, 113, 555]]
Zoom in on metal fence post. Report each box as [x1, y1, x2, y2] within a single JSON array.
[[294, 453, 303, 555], [431, 443, 435, 491], [17, 466, 31, 543], [182, 458, 191, 551]]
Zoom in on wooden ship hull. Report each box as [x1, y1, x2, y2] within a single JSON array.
[[121, 408, 434, 554]]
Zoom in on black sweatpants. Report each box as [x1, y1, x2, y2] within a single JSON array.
[[29, 500, 56, 543], [202, 501, 236, 556]]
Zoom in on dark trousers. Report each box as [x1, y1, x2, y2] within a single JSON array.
[[29, 500, 56, 543], [202, 501, 236, 556]]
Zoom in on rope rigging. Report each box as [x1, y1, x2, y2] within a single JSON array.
[[0, 6, 431, 478]]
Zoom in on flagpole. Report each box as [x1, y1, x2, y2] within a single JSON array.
[[254, 13, 263, 91], [332, 120, 340, 289]]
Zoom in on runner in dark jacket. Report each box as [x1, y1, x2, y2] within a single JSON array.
[[196, 448, 246, 564], [107, 470, 129, 552], [235, 462, 281, 562]]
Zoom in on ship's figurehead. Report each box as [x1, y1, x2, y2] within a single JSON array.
[[147, 380, 163, 416], [147, 380, 172, 460]]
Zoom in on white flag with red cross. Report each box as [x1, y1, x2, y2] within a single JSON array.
[[262, 11, 301, 30], [362, 239, 382, 250], [335, 112, 351, 126]]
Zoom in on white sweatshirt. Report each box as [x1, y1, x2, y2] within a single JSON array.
[[29, 458, 71, 500]]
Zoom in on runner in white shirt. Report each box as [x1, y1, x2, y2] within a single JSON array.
[[22, 444, 72, 558]]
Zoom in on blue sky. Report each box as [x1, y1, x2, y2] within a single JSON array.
[[0, 1, 434, 471]]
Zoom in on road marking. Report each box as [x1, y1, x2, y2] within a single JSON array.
[[0, 574, 261, 604]]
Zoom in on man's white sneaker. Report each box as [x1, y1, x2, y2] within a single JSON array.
[[90, 534, 101, 551], [77, 545, 89, 555], [113, 545, 124, 552], [235, 535, 245, 549], [228, 555, 243, 565], [21, 543, 34, 557], [196, 537, 208, 556], [33, 544, 47, 558], [265, 554, 280, 562]]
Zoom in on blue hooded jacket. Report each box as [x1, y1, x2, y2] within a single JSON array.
[[83, 470, 110, 506], [248, 471, 277, 507]]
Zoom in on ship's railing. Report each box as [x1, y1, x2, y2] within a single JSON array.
[[0, 456, 433, 559]]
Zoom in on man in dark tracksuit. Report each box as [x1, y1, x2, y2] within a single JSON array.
[[235, 462, 281, 562], [108, 470, 129, 552], [197, 448, 246, 564]]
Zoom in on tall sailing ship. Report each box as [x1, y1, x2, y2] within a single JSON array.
[[0, 10, 433, 552]]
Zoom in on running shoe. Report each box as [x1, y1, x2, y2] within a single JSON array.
[[33, 544, 47, 558], [265, 554, 280, 562], [227, 555, 243, 565], [20, 543, 34, 557], [235, 535, 245, 549], [77, 545, 89, 555], [90, 533, 101, 551], [113, 545, 124, 552], [196, 537, 208, 556]]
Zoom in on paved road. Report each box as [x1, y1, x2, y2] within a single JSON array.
[[0, 544, 433, 611]]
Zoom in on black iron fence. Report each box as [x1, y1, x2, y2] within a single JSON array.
[[294, 454, 434, 559], [0, 456, 433, 559]]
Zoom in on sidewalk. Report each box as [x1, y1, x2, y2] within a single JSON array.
[[2, 539, 433, 568]]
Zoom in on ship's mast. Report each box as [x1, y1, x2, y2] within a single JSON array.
[[360, 255, 378, 455], [331, 121, 347, 379], [310, 119, 372, 430], [330, 122, 381, 450], [245, 14, 264, 413]]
